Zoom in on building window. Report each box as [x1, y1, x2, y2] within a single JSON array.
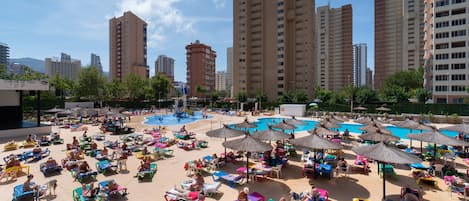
[[435, 32, 449, 38], [435, 53, 449, 60], [435, 64, 449, 70], [436, 21, 450, 28], [451, 52, 466, 59], [435, 85, 448, 91], [451, 8, 466, 15], [435, 74, 449, 81], [435, 43, 449, 49], [451, 85, 466, 91], [451, 41, 466, 48], [453, 98, 464, 104], [451, 63, 466, 69], [436, 0, 450, 7], [451, 74, 466, 80], [436, 11, 450, 17], [451, 30, 466, 37], [452, 0, 466, 3], [452, 18, 466, 26]]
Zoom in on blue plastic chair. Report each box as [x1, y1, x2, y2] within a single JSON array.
[[12, 184, 37, 201]]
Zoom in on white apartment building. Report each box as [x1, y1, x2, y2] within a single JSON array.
[[216, 71, 227, 91], [45, 53, 81, 80], [430, 0, 469, 103], [353, 44, 368, 87]]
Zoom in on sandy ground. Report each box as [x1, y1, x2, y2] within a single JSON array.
[[0, 112, 467, 201]]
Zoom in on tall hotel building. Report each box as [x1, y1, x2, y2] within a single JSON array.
[[109, 11, 149, 81], [426, 0, 469, 103], [0, 42, 9, 66], [155, 55, 175, 81], [316, 4, 353, 91], [353, 43, 368, 87], [186, 40, 216, 97], [233, 0, 316, 100], [45, 53, 81, 80], [90, 53, 103, 74], [374, 0, 426, 89]]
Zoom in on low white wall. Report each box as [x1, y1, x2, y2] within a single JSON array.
[[279, 104, 306, 117], [0, 126, 52, 140]]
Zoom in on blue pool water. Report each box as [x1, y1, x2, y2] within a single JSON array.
[[232, 117, 458, 140], [144, 111, 211, 126]]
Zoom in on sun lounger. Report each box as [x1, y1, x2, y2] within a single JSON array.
[[40, 162, 63, 176], [22, 141, 37, 148], [378, 163, 396, 178], [4, 141, 19, 151], [137, 163, 157, 182], [98, 179, 128, 197], [12, 183, 37, 201], [72, 185, 104, 201], [409, 163, 429, 170], [211, 171, 244, 188], [164, 188, 202, 201], [96, 160, 117, 174], [202, 182, 221, 197], [72, 170, 98, 183], [400, 187, 422, 201]]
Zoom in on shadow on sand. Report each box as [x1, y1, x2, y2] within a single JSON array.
[[308, 177, 371, 200]]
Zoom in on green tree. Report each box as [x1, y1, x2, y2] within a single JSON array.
[[415, 88, 432, 103], [278, 91, 294, 104], [196, 85, 208, 97], [123, 73, 147, 101], [292, 90, 309, 103], [315, 86, 333, 103], [74, 66, 106, 101], [381, 85, 410, 103], [383, 67, 424, 91], [355, 86, 378, 105], [150, 72, 171, 100], [104, 80, 126, 100], [49, 74, 74, 99], [236, 91, 247, 103]]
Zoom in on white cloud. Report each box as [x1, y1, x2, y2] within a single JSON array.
[[212, 0, 226, 8], [115, 0, 194, 48]]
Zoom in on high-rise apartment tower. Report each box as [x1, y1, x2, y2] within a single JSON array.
[[233, 0, 316, 100], [155, 55, 175, 81], [316, 4, 353, 91], [109, 11, 149, 81], [186, 40, 216, 97]]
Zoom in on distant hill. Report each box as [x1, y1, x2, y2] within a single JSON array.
[[9, 58, 45, 73]]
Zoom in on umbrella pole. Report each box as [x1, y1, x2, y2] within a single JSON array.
[[382, 162, 386, 201], [420, 141, 423, 153], [410, 129, 413, 148], [224, 137, 227, 162], [246, 152, 249, 183], [434, 143, 437, 162]]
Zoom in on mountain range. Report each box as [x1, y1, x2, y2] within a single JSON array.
[[9, 57, 45, 73]]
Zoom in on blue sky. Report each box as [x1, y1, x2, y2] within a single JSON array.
[[1, 0, 373, 82]]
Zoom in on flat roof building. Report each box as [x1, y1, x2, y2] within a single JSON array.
[[91, 53, 103, 74], [316, 4, 353, 91], [155, 55, 175, 81], [109, 11, 149, 81], [45, 53, 81, 80], [233, 0, 316, 100], [186, 40, 216, 97], [0, 42, 9, 66]]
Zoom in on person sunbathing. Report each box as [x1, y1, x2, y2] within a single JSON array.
[[26, 134, 34, 143], [106, 180, 118, 192], [336, 158, 348, 174], [180, 125, 187, 133], [32, 146, 42, 154], [23, 174, 41, 196], [46, 157, 58, 167], [121, 142, 128, 151], [237, 187, 249, 201], [302, 184, 320, 201], [402, 187, 422, 201], [190, 173, 205, 191], [82, 183, 99, 198], [412, 170, 430, 179], [41, 136, 49, 142], [52, 132, 60, 140], [82, 131, 88, 138], [78, 161, 91, 173], [72, 136, 79, 147], [142, 147, 149, 155], [138, 159, 151, 172], [6, 155, 20, 169], [102, 147, 109, 157]]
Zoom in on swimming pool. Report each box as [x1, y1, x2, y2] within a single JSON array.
[[144, 111, 211, 126], [232, 117, 458, 140]]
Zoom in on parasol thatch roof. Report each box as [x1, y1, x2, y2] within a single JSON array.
[[271, 121, 296, 130], [206, 125, 245, 139], [442, 124, 469, 134], [406, 130, 469, 147], [352, 142, 422, 164], [252, 126, 290, 141], [292, 134, 343, 150], [223, 135, 272, 152], [307, 125, 338, 136]]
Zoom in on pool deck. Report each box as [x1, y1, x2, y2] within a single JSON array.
[[0, 112, 467, 201]]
